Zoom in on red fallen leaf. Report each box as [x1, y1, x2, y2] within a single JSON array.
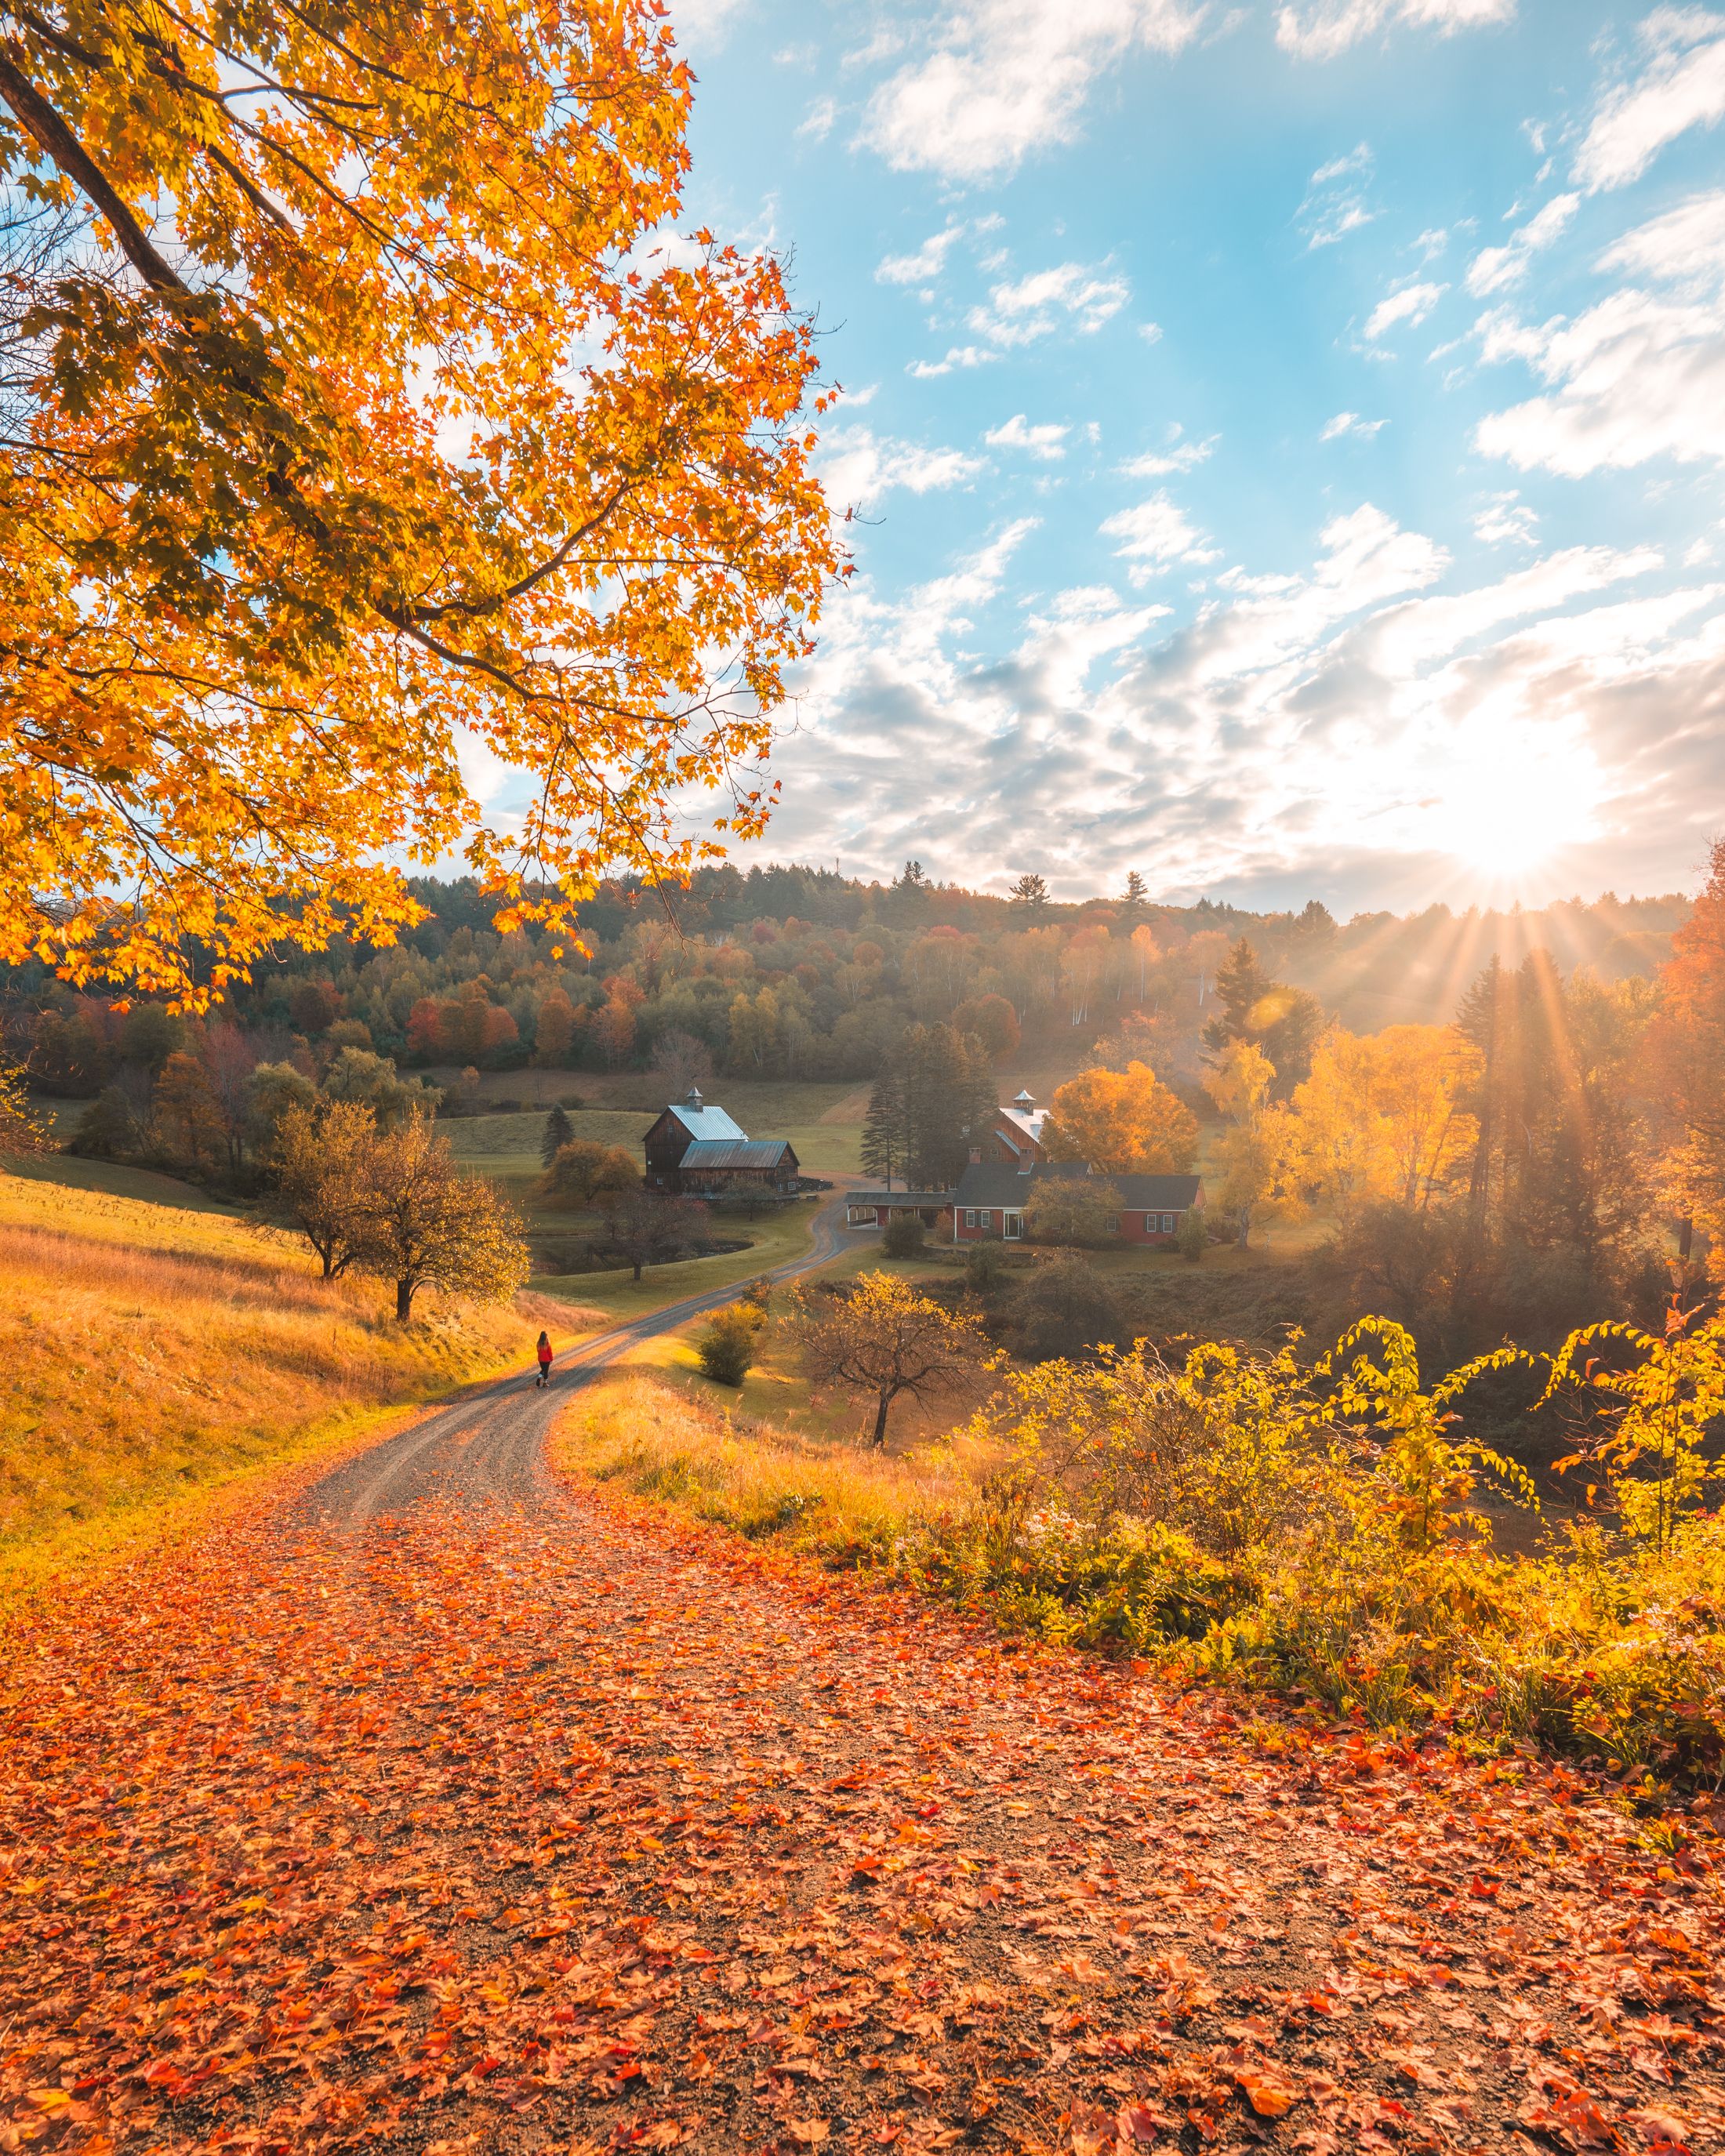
[[1235, 2067, 1301, 2118], [1117, 2100, 1170, 2141], [1623, 2110, 1694, 2154], [1518, 2089, 1614, 2151]]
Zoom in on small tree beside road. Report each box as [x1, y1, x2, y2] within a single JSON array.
[[796, 1272, 986, 1449], [356, 1115, 531, 1322], [272, 1101, 380, 1280]]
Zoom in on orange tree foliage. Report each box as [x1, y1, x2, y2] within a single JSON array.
[[1043, 1061, 1198, 1175], [0, 2, 841, 1006]]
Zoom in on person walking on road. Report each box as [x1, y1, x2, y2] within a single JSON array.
[[535, 1330, 554, 1388]]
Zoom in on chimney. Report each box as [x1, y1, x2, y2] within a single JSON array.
[[968, 1146, 982, 1165]]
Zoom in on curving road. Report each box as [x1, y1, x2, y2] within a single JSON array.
[[305, 1189, 862, 1529]]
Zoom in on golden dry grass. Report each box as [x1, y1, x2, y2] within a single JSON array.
[[552, 1367, 977, 1563], [0, 1174, 597, 1599]]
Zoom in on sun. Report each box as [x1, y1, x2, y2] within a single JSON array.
[[1418, 720, 1605, 884]]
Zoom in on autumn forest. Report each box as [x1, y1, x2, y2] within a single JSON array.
[[2, 5, 1723, 2155]]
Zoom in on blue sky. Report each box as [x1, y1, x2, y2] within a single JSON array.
[[664, 1, 1725, 913]]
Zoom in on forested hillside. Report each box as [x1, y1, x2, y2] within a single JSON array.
[[13, 864, 1690, 1099]]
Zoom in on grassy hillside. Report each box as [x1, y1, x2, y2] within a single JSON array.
[[441, 1081, 870, 1176], [0, 1171, 594, 1597]]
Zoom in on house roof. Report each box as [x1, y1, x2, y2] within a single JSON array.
[[679, 1138, 795, 1171], [848, 1187, 950, 1207], [664, 1099, 746, 1143], [953, 1161, 1202, 1210], [998, 1105, 1048, 1150]]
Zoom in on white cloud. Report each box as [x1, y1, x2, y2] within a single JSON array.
[[1465, 191, 1579, 296], [859, 1, 1205, 181], [819, 428, 986, 510], [1364, 280, 1447, 339], [669, 0, 753, 53], [1475, 189, 1725, 474], [1276, 0, 1509, 60], [906, 345, 999, 379], [1101, 491, 1222, 579], [876, 223, 966, 285], [796, 96, 837, 142], [968, 261, 1131, 345], [1474, 492, 1539, 545], [761, 503, 1725, 909], [1120, 433, 1218, 475], [1320, 411, 1387, 440], [1574, 8, 1725, 193], [985, 413, 1070, 459], [1598, 185, 1725, 290], [1300, 142, 1378, 248], [1276, 0, 1514, 62]]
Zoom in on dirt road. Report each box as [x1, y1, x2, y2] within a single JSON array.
[[305, 1189, 860, 1528], [5, 1191, 1721, 2155]]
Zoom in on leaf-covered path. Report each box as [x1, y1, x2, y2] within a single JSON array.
[[3, 1467, 1722, 2156]]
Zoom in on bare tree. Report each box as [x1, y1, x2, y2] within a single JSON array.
[[597, 1188, 710, 1282], [796, 1271, 985, 1448]]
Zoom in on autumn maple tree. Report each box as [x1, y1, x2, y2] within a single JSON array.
[[1043, 1061, 1197, 1175], [0, 2, 841, 1006]]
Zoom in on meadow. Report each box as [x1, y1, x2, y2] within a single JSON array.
[[438, 1076, 872, 1179], [0, 1164, 594, 1602]]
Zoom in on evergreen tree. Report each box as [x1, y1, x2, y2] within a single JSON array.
[[860, 1067, 904, 1189], [1201, 937, 1326, 1087], [896, 1022, 996, 1189], [541, 1102, 575, 1168], [1008, 872, 1050, 918], [1121, 870, 1149, 914]]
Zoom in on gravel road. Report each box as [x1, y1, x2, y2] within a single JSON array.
[[305, 1190, 862, 1528]]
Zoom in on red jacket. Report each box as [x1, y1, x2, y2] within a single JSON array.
[[536, 1341, 553, 1366]]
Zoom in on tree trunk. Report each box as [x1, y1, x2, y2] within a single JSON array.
[[396, 1276, 414, 1322], [870, 1392, 891, 1449], [632, 1258, 644, 1281]]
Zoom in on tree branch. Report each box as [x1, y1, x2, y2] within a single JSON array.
[[0, 42, 191, 298]]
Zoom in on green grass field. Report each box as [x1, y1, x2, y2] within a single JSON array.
[[441, 1085, 867, 1177], [533, 1197, 829, 1320]]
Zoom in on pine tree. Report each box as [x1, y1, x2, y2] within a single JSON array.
[[541, 1102, 574, 1168], [1121, 870, 1148, 913], [860, 1068, 904, 1189], [1200, 936, 1324, 1087], [1008, 872, 1050, 918]]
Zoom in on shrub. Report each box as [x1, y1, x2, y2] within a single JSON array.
[[696, 1301, 766, 1387], [541, 1138, 639, 1207], [1176, 1208, 1208, 1263], [964, 1240, 1008, 1294], [1009, 1252, 1124, 1363], [882, 1210, 927, 1258]]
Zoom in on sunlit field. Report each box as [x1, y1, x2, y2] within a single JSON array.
[[0, 1174, 594, 1599]]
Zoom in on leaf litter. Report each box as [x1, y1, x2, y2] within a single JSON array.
[[1, 1482, 1720, 2154]]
